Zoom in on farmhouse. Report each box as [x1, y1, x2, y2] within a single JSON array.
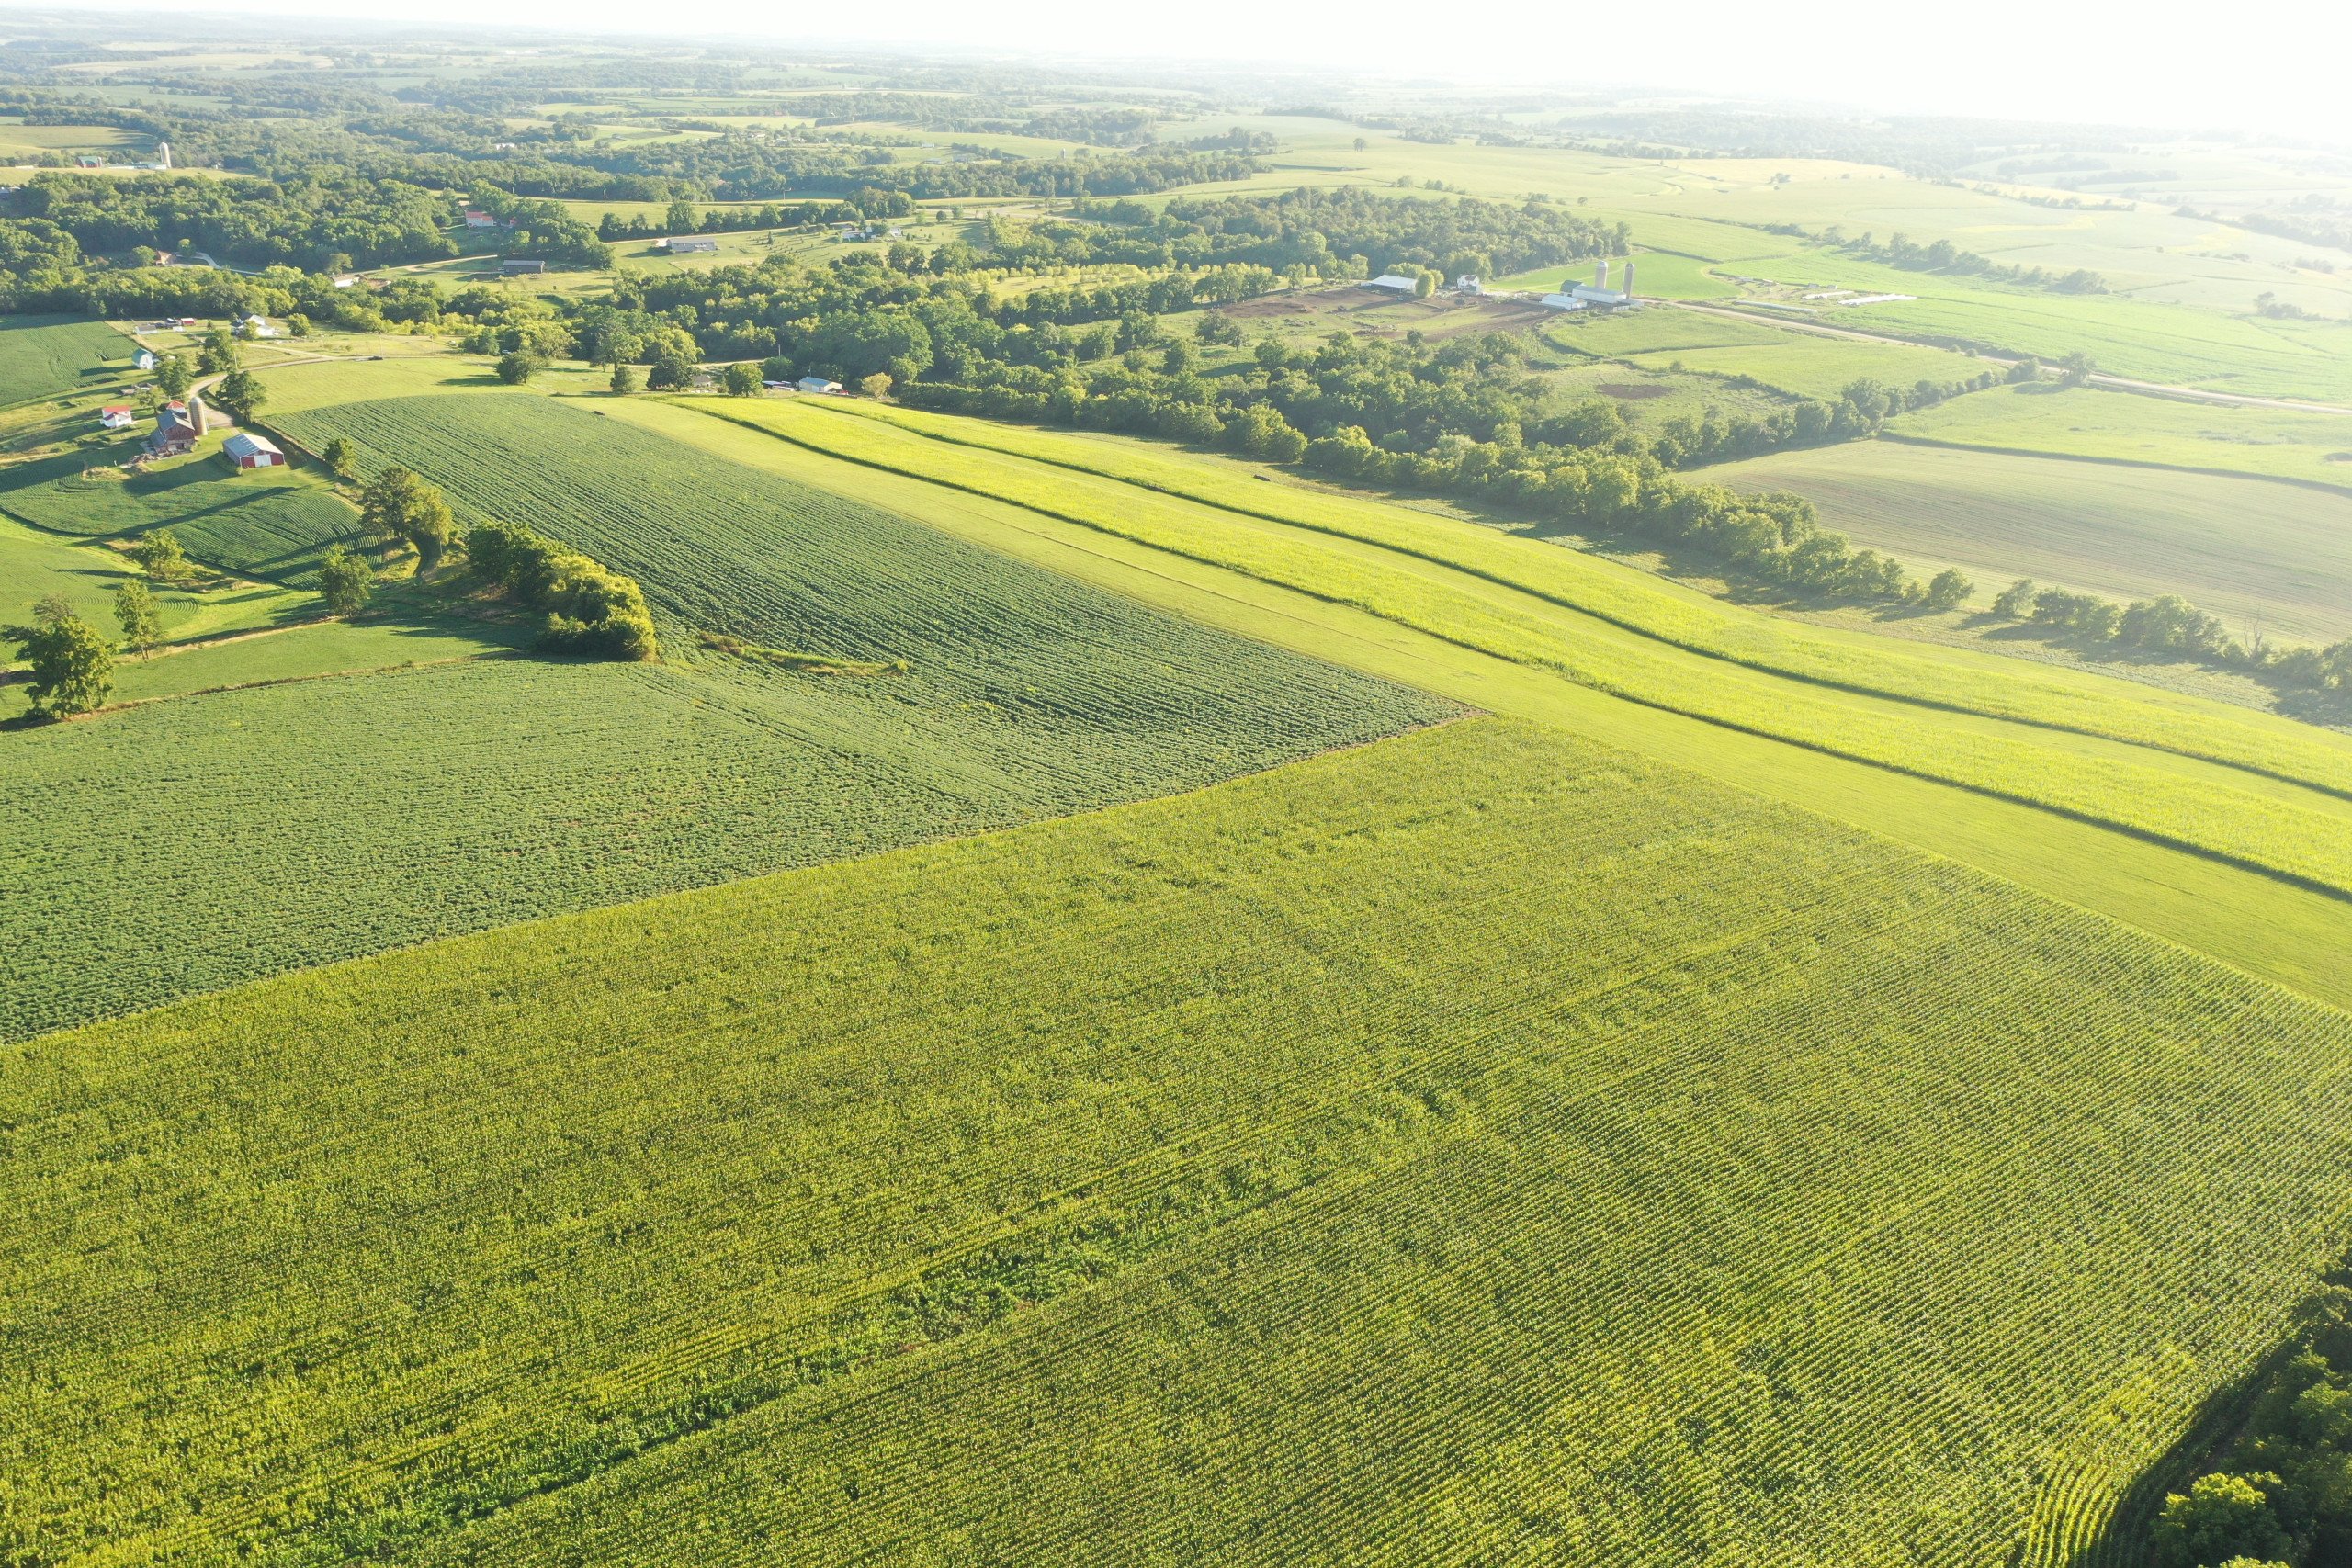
[[144, 399, 203, 459], [99, 405, 134, 431], [1363, 273, 1419, 293], [463, 209, 498, 228], [662, 236, 719, 254], [221, 433, 285, 470], [797, 376, 843, 394], [502, 258, 548, 276], [239, 314, 280, 339], [1455, 275, 1483, 294]]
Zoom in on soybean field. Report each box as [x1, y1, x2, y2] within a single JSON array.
[[7, 719, 2351, 1566], [0, 315, 130, 407]]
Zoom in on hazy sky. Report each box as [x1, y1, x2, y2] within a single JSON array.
[[33, 0, 2352, 144]]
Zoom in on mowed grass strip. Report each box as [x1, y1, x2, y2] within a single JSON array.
[[782, 396, 2352, 799], [682, 397, 2352, 899], [8, 720, 2352, 1566], [1704, 439, 2352, 641]]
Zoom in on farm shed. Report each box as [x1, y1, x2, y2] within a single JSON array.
[[797, 376, 843, 394], [1540, 292, 1589, 311], [662, 236, 719, 254], [221, 433, 285, 470], [502, 259, 548, 276], [134, 348, 157, 370], [1364, 273, 1419, 293]]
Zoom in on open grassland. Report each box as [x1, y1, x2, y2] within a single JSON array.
[[1704, 440, 2352, 641], [0, 316, 132, 407], [1620, 335, 1993, 400], [1890, 381, 2352, 491], [0, 512, 309, 642], [684, 396, 2352, 897], [8, 719, 2352, 1565]]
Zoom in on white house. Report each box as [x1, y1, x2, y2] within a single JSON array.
[[797, 376, 843, 395], [1454, 275, 1483, 294], [99, 404, 135, 430], [238, 314, 280, 339]]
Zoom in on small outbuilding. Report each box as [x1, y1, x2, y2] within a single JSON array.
[[133, 348, 158, 370], [797, 376, 843, 394], [662, 236, 719, 254], [221, 432, 285, 470], [100, 405, 135, 430], [501, 258, 548, 276]]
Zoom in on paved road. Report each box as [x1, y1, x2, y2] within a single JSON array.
[[1659, 299, 2352, 417]]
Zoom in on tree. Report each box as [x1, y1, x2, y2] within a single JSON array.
[[197, 328, 240, 377], [2059, 350, 2096, 388], [722, 362, 763, 397], [153, 353, 194, 400], [320, 436, 354, 478], [315, 545, 374, 616], [1922, 568, 1973, 612], [2154, 1472, 2289, 1568], [112, 580, 161, 653], [858, 371, 893, 400], [647, 354, 693, 390], [212, 367, 266, 423], [1993, 578, 2040, 619], [1412, 269, 1437, 298], [5, 613, 114, 718], [128, 529, 192, 582], [359, 468, 459, 570], [609, 362, 640, 394], [495, 351, 543, 385]]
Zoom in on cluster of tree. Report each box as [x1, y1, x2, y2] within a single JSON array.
[[1992, 579, 2352, 689], [1814, 226, 2108, 293], [4, 594, 113, 720], [6, 171, 456, 271], [594, 197, 884, 242], [2150, 1270, 2352, 1567], [358, 468, 460, 570], [1155, 186, 1627, 279], [459, 188, 612, 269], [466, 521, 658, 660]]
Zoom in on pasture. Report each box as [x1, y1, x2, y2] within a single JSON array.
[[1890, 381, 2352, 491], [0, 425, 364, 582], [1705, 439, 2352, 641], [0, 316, 133, 406], [9, 718, 2352, 1565]]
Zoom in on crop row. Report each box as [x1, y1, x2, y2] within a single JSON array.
[[697, 397, 2352, 897], [8, 719, 2348, 1565], [806, 396, 2352, 800]]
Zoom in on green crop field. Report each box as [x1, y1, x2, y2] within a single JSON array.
[[0, 386, 1446, 1039], [10, 718, 2352, 1566], [0, 316, 133, 406], [1891, 381, 2352, 491], [1704, 439, 2352, 641], [684, 396, 2352, 899], [1618, 333, 1994, 400]]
